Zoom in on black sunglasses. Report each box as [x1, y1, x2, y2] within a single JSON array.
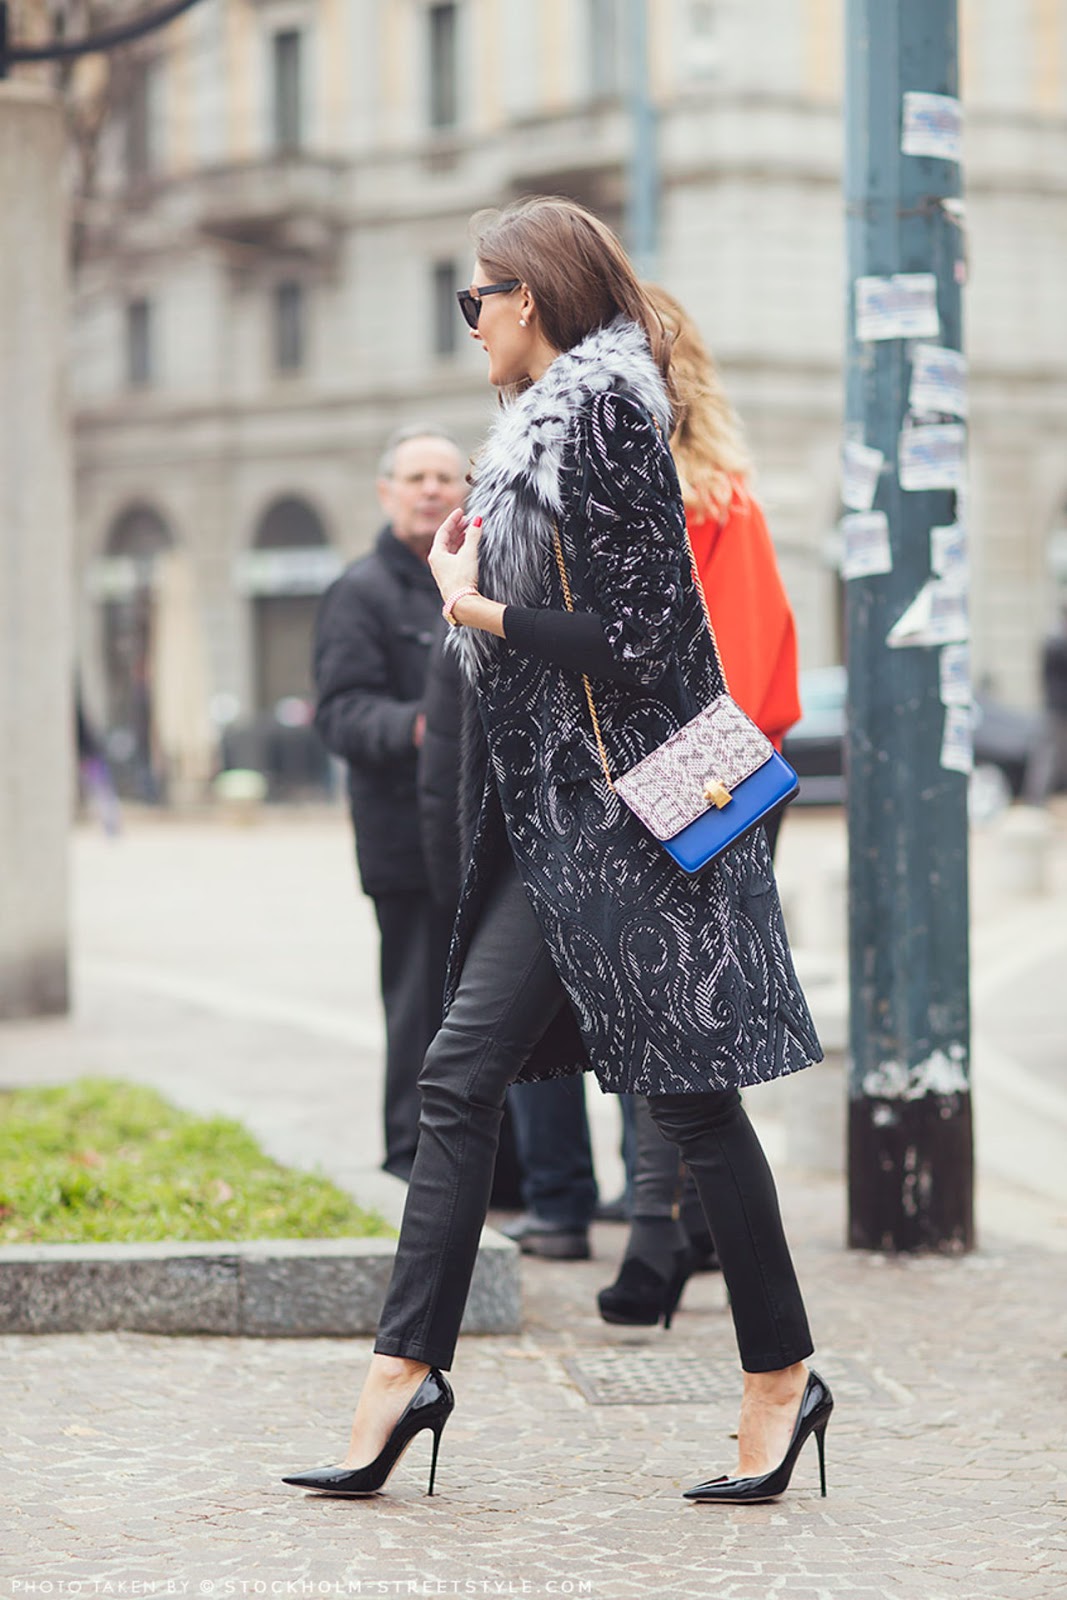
[[456, 279, 522, 329]]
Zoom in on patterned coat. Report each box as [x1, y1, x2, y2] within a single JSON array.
[[447, 318, 821, 1095]]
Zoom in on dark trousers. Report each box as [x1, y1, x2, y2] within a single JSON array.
[[630, 1094, 709, 1242], [507, 1074, 598, 1229], [374, 859, 812, 1373], [372, 891, 452, 1179]]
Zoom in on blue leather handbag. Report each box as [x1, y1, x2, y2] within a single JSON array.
[[612, 698, 799, 874], [553, 523, 799, 874]]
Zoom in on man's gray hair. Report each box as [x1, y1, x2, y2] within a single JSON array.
[[377, 424, 463, 481]]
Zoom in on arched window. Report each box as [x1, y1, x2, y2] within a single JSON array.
[[254, 496, 327, 550], [97, 503, 175, 798], [107, 503, 172, 561], [240, 495, 341, 715]]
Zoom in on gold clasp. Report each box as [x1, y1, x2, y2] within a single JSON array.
[[703, 779, 732, 809]]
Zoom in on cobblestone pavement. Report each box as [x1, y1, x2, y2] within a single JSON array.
[[3, 811, 1067, 1598], [2, 1196, 1067, 1593], [5, 1175, 1067, 1600]]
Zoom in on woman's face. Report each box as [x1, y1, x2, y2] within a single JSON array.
[[467, 259, 537, 388]]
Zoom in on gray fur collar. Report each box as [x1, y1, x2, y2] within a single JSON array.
[[450, 315, 672, 680]]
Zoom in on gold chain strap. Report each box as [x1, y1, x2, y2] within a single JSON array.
[[551, 522, 617, 791]]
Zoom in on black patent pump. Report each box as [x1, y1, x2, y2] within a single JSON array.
[[683, 1369, 833, 1505], [282, 1368, 455, 1498]]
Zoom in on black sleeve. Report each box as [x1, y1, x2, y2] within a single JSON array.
[[503, 605, 645, 685], [312, 580, 420, 768]]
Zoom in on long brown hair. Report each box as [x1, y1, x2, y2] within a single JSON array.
[[645, 284, 750, 518], [470, 196, 675, 406]]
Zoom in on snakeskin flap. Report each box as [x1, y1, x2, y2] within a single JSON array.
[[614, 696, 775, 841]]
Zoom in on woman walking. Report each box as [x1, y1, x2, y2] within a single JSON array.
[[597, 284, 805, 1332], [283, 197, 832, 1506]]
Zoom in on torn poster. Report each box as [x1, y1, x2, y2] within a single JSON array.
[[887, 579, 969, 649], [841, 511, 893, 580], [841, 440, 885, 512], [909, 344, 967, 417], [940, 704, 974, 775], [855, 273, 940, 342], [901, 92, 963, 163], [939, 643, 971, 707], [898, 423, 967, 491], [930, 522, 968, 589]]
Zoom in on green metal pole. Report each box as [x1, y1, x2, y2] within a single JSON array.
[[843, 0, 974, 1252]]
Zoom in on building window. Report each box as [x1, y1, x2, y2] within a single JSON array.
[[272, 30, 303, 151], [274, 281, 305, 373], [428, 3, 458, 129], [125, 58, 158, 181], [683, 0, 721, 81], [588, 0, 623, 98], [431, 261, 458, 356], [126, 298, 153, 387]]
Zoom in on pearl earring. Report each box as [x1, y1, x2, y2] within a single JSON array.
[[519, 317, 527, 327]]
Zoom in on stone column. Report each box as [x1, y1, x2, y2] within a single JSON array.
[[0, 83, 73, 1017]]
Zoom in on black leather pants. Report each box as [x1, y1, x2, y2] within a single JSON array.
[[374, 857, 812, 1374]]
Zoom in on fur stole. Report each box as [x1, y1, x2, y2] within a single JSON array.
[[449, 315, 672, 681]]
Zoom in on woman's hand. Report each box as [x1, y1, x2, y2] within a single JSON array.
[[429, 510, 482, 602]]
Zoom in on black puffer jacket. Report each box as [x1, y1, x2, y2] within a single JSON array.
[[313, 527, 443, 896]]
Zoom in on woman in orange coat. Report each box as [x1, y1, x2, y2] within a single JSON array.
[[597, 286, 803, 1329]]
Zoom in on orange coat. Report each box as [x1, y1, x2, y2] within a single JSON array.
[[687, 484, 801, 751]]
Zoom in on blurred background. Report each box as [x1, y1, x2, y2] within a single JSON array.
[[6, 0, 1067, 805]]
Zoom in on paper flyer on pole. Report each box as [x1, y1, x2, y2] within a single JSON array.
[[938, 643, 971, 707], [940, 704, 974, 775], [840, 512, 893, 580], [898, 423, 967, 491], [930, 523, 968, 589], [887, 579, 969, 649], [855, 273, 940, 342], [909, 345, 967, 418], [841, 440, 885, 512], [901, 92, 964, 163]]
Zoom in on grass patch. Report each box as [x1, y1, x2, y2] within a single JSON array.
[[0, 1077, 394, 1245]]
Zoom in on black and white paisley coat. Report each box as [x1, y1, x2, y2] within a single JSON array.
[[447, 317, 822, 1096]]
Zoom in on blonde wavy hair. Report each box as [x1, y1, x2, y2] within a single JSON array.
[[646, 285, 750, 519]]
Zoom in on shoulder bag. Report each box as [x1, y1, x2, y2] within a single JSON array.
[[551, 519, 799, 875]]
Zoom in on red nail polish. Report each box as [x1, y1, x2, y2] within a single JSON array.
[[473, 516, 482, 527]]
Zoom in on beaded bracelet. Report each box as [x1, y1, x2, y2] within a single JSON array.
[[442, 585, 480, 627]]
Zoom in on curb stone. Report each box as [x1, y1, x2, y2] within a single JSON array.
[[0, 1167, 521, 1337]]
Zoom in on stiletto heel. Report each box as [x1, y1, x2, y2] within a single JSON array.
[[427, 1420, 445, 1497], [660, 1254, 692, 1330], [683, 1369, 834, 1505], [283, 1368, 454, 1498], [814, 1417, 828, 1497]]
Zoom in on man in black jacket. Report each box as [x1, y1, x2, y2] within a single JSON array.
[[313, 426, 465, 1178]]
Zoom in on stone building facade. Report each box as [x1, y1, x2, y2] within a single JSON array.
[[69, 0, 1067, 789]]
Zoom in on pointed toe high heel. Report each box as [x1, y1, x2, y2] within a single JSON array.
[[684, 1369, 833, 1505], [282, 1367, 454, 1498], [597, 1247, 692, 1330]]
